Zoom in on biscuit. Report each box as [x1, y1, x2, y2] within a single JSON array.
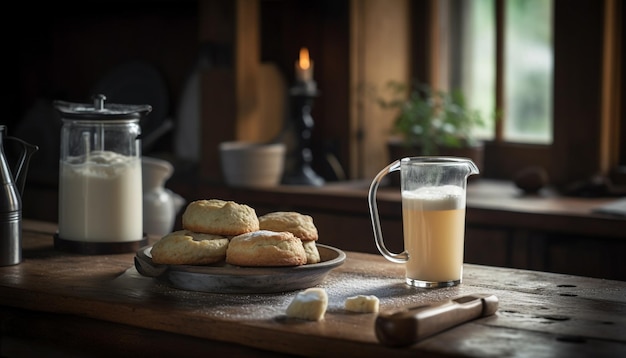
[[302, 240, 321, 264], [226, 230, 307, 267], [182, 199, 259, 236], [150, 230, 229, 265], [258, 211, 318, 241]]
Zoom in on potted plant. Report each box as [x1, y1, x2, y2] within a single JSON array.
[[378, 80, 487, 171]]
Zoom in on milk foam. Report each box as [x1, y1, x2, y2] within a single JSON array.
[[401, 185, 465, 211]]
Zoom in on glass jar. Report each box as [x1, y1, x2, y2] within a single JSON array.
[[55, 94, 151, 253]]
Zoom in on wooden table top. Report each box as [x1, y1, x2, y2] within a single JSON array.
[[1, 220, 625, 357]]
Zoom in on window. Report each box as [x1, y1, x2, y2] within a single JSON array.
[[425, 0, 624, 186], [449, 0, 554, 144], [503, 0, 553, 143]]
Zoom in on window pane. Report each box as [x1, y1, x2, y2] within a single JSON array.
[[452, 0, 553, 144], [453, 0, 496, 141], [504, 0, 553, 143]]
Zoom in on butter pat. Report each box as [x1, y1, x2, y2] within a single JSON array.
[[286, 288, 328, 321], [345, 295, 379, 313]]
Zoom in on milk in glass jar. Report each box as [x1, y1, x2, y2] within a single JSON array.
[[55, 94, 151, 253]]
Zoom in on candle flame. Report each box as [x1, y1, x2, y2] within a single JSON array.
[[299, 47, 311, 70]]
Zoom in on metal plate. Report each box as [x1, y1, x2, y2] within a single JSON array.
[[134, 244, 346, 294]]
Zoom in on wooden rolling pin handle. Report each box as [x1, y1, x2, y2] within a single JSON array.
[[375, 294, 499, 347]]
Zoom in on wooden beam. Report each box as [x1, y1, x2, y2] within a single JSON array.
[[349, 0, 411, 179], [197, 0, 260, 182], [494, 0, 505, 142], [600, 0, 622, 175], [235, 0, 261, 141], [551, 0, 604, 186]]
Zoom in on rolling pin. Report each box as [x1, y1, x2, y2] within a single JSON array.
[[375, 293, 499, 347]]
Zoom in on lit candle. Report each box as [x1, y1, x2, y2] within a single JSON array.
[[295, 47, 314, 82]]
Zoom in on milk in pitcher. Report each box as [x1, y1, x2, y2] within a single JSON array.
[[58, 150, 143, 242], [402, 185, 466, 283]]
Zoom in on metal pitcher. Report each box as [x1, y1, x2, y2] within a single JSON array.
[[0, 125, 38, 266]]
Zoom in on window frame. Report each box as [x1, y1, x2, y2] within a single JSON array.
[[412, 0, 623, 187]]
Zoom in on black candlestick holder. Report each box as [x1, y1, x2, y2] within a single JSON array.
[[281, 81, 325, 186]]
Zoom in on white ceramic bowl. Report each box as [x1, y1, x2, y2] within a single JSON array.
[[219, 141, 286, 187]]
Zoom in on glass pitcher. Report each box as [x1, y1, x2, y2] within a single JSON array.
[[368, 157, 479, 288], [55, 94, 151, 253]]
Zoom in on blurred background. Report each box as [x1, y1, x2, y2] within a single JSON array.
[[5, 0, 626, 219]]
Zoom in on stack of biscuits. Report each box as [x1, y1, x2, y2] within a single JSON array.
[[150, 199, 320, 267]]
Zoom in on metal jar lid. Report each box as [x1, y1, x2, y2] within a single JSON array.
[[54, 94, 152, 120]]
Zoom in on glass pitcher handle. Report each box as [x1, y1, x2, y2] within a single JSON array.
[[368, 159, 408, 263]]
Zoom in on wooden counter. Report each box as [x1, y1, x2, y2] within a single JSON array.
[[1, 220, 625, 357]]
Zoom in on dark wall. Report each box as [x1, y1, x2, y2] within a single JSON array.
[[260, 0, 351, 181], [8, 0, 352, 187], [6, 1, 198, 189]]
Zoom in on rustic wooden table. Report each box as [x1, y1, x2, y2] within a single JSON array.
[[1, 220, 625, 357]]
